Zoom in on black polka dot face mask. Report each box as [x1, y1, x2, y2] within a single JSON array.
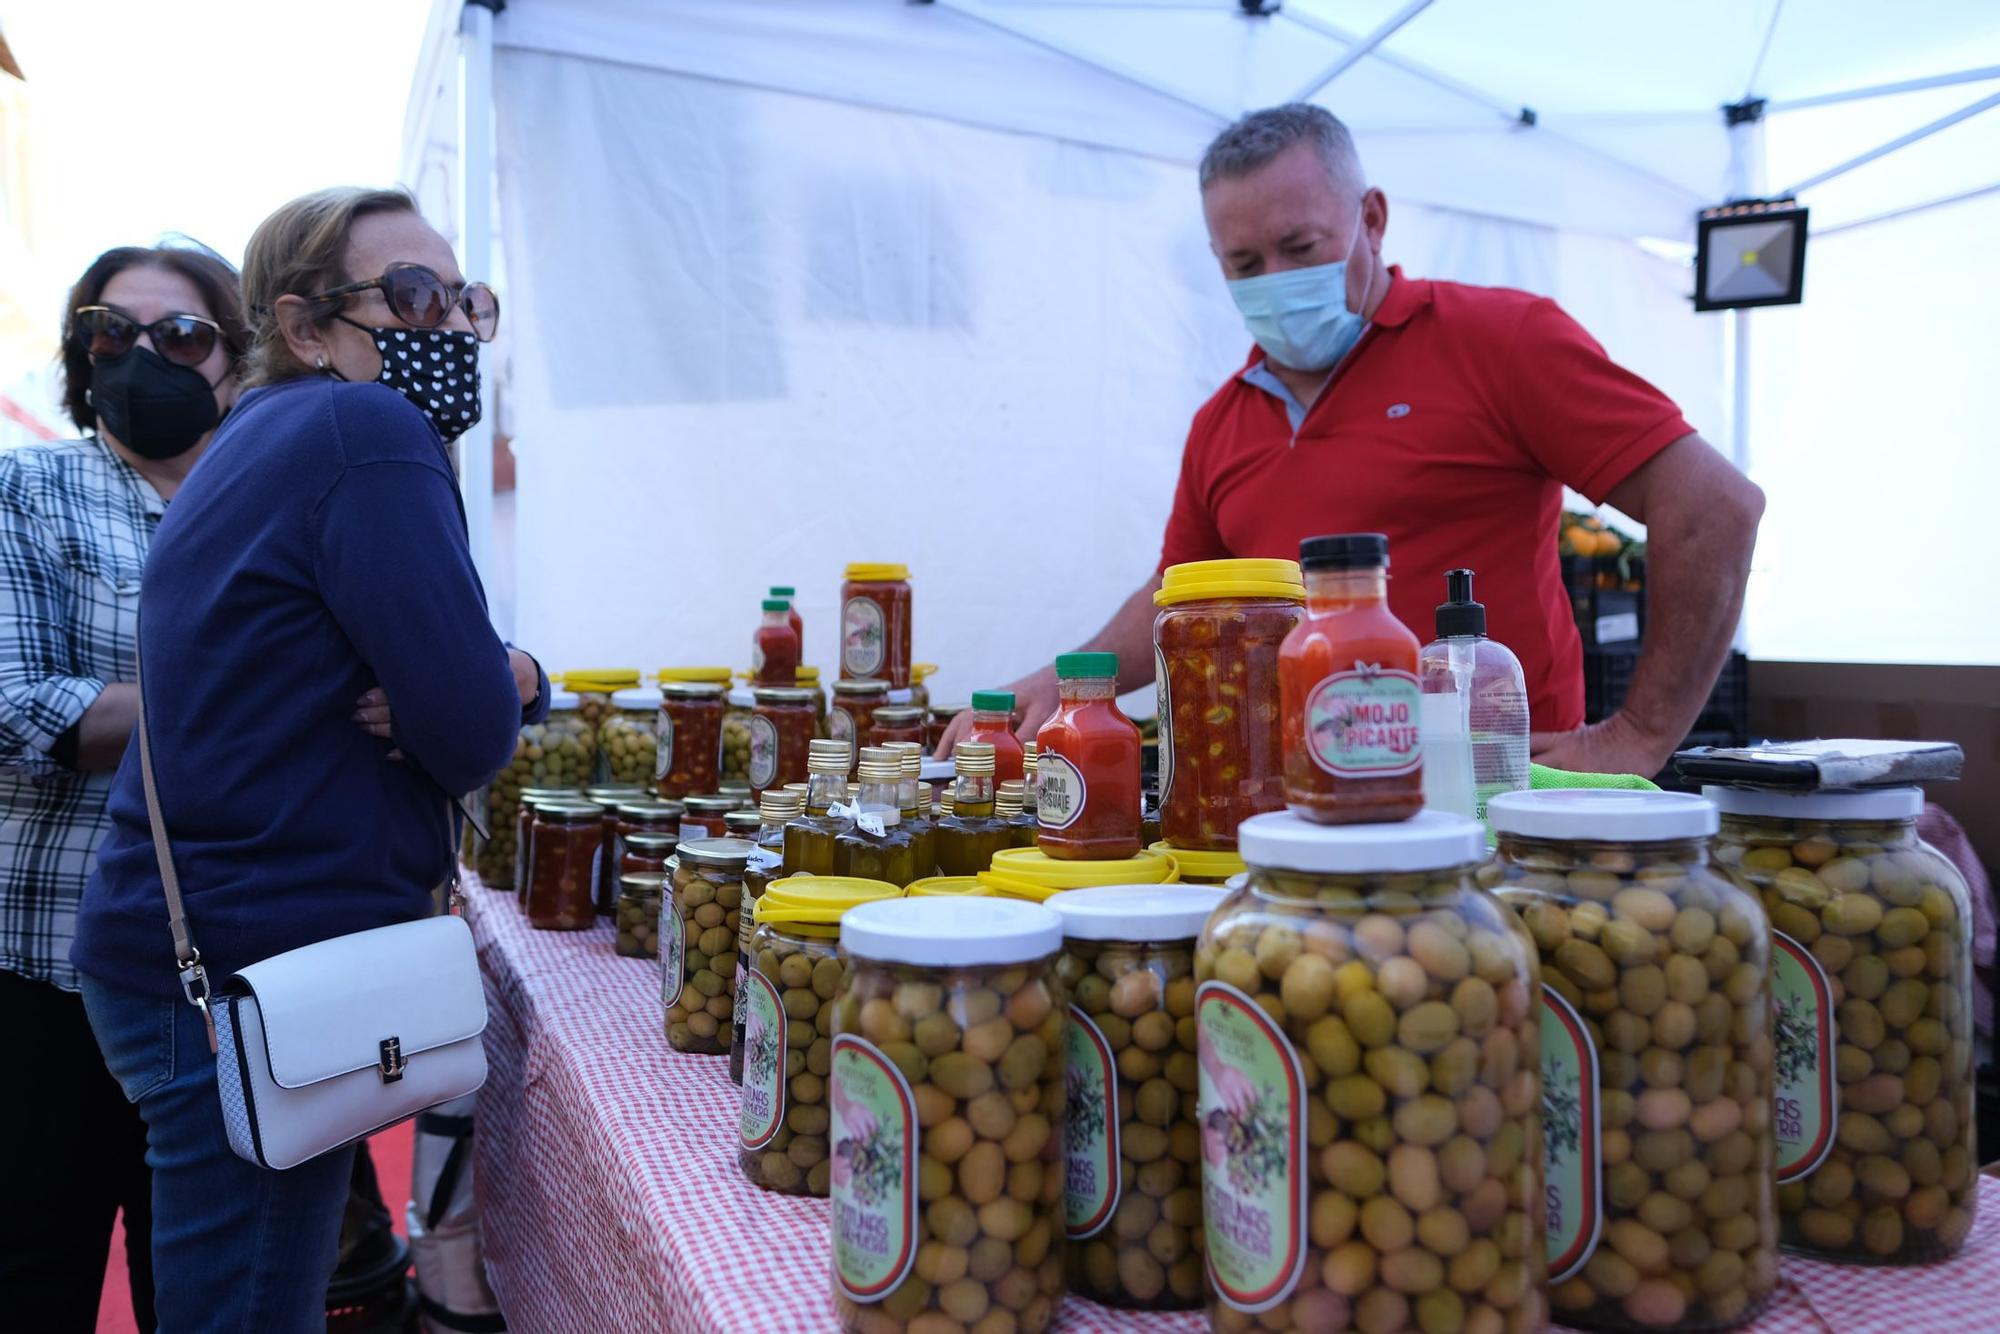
[[358, 325, 483, 443]]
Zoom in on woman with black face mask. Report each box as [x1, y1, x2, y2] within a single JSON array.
[[0, 242, 247, 1331]]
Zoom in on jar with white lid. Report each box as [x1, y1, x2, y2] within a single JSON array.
[[601, 687, 663, 786], [1482, 790, 1776, 1331], [1203, 810, 1546, 1334], [1045, 883, 1228, 1311], [829, 897, 1068, 1333], [1707, 784, 1976, 1265]]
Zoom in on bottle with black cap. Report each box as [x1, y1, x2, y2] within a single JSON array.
[[1419, 568, 1530, 823], [1276, 533, 1425, 824]]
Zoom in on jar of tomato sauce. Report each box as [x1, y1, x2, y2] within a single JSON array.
[[839, 563, 913, 688], [752, 598, 802, 687], [657, 681, 725, 800], [829, 678, 888, 759], [750, 686, 817, 798], [867, 704, 925, 751], [926, 703, 964, 754], [681, 794, 738, 841], [1035, 653, 1142, 861], [965, 690, 1025, 785], [1152, 558, 1305, 852], [525, 800, 604, 930], [1278, 534, 1423, 824]]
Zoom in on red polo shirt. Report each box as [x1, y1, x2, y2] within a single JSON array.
[[1158, 268, 1693, 732]]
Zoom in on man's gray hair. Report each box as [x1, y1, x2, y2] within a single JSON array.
[[1198, 104, 1366, 197]]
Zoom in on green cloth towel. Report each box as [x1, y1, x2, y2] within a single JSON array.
[[1529, 762, 1661, 792]]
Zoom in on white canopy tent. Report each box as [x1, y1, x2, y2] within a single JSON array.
[[403, 0, 2000, 694]]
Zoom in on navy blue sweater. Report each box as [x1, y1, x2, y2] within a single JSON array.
[[73, 377, 544, 997]]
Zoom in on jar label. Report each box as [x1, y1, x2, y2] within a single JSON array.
[[1540, 983, 1603, 1282], [843, 597, 886, 678], [1196, 980, 1307, 1313], [655, 707, 674, 783], [1154, 644, 1174, 809], [1037, 752, 1088, 833], [747, 714, 780, 790], [1063, 1004, 1121, 1238], [830, 708, 854, 744], [660, 900, 685, 1009], [739, 968, 787, 1150], [830, 1033, 919, 1302], [1304, 666, 1422, 778], [1772, 929, 1839, 1182]]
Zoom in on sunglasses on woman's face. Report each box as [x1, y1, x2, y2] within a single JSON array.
[[310, 262, 500, 343], [74, 306, 223, 368]]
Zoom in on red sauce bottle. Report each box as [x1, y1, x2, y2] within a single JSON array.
[[1034, 653, 1141, 860], [1277, 534, 1424, 824], [963, 690, 1025, 785], [752, 599, 801, 686], [769, 585, 803, 647]]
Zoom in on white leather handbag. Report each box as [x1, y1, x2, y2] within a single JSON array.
[[136, 650, 489, 1171]]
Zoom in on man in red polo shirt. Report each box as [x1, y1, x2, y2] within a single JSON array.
[[947, 104, 1763, 778]]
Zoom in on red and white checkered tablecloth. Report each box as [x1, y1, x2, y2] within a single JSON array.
[[462, 876, 1999, 1334]]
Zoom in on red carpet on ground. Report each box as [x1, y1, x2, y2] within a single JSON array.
[[94, 1123, 416, 1334]]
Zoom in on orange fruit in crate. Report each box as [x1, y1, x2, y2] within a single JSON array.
[[1593, 530, 1623, 557]]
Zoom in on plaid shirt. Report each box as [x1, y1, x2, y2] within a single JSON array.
[[0, 437, 161, 991]]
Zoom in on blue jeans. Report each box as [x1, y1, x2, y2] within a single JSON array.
[[81, 976, 356, 1334]]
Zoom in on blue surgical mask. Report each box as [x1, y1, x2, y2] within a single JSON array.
[[1226, 207, 1373, 373]]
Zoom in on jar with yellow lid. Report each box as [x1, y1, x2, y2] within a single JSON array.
[[562, 669, 640, 779], [732, 789, 805, 1082], [840, 562, 913, 688], [1707, 785, 1976, 1265], [663, 838, 753, 1053], [828, 896, 1067, 1333], [1047, 883, 1229, 1310], [739, 876, 903, 1196], [979, 845, 1180, 903], [1483, 791, 1775, 1331], [1152, 559, 1306, 854], [599, 688, 661, 787], [720, 684, 756, 783], [907, 876, 991, 897], [1151, 841, 1246, 886], [657, 680, 726, 799], [617, 870, 670, 958], [1201, 810, 1546, 1334], [475, 692, 596, 887]]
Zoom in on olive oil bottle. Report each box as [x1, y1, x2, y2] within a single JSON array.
[[999, 779, 1038, 848], [894, 742, 936, 880], [836, 747, 919, 887], [783, 739, 853, 876], [936, 742, 1009, 876]]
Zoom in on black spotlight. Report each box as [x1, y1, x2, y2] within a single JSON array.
[[1694, 197, 1809, 312]]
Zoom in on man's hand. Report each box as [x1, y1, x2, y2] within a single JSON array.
[[934, 667, 1059, 758], [1531, 713, 1676, 782], [353, 687, 404, 762], [509, 648, 542, 706]]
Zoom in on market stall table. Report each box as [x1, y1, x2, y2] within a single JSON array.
[[463, 876, 2000, 1333]]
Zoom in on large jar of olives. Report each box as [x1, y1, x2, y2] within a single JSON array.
[[1203, 810, 1545, 1334], [1045, 883, 1229, 1311], [617, 870, 669, 958], [1152, 560, 1305, 853], [475, 691, 597, 887], [740, 877, 903, 1196], [1707, 784, 1977, 1264], [601, 688, 662, 786], [1484, 790, 1776, 1331], [663, 838, 753, 1053], [563, 669, 638, 781], [829, 897, 1068, 1334], [721, 685, 757, 783]]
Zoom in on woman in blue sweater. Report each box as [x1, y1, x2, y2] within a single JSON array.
[[72, 187, 545, 1330]]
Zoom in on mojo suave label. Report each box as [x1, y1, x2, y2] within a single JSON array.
[[1037, 752, 1087, 833], [739, 969, 787, 1150], [1196, 980, 1307, 1312], [1063, 1005, 1121, 1238], [1540, 983, 1603, 1281], [842, 597, 886, 678], [654, 707, 674, 782], [1305, 664, 1421, 777], [1154, 645, 1174, 807], [747, 715, 779, 790], [830, 1034, 918, 1302], [659, 903, 685, 1009], [1771, 930, 1838, 1181]]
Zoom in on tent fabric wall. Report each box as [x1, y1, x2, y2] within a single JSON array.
[[493, 47, 1718, 703]]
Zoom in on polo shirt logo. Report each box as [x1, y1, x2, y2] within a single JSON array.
[[1386, 403, 1411, 419]]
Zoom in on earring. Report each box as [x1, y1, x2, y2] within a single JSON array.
[[315, 356, 327, 371]]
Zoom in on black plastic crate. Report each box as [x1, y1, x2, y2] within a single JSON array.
[[1564, 554, 1646, 648], [1585, 648, 1749, 744]]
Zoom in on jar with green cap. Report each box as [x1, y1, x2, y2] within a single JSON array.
[[1046, 882, 1228, 1311], [963, 689, 1025, 785], [1035, 651, 1143, 861], [840, 562, 913, 687], [1151, 559, 1306, 854], [739, 876, 901, 1196]]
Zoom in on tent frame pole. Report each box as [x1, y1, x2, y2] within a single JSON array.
[[1782, 87, 2000, 197], [458, 0, 501, 634], [1289, 0, 1437, 105], [1768, 65, 2000, 113]]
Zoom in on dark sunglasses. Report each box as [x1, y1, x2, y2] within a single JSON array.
[[309, 262, 500, 343], [74, 306, 223, 368]]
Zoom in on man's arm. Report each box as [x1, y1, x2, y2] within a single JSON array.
[[937, 574, 1163, 754], [1533, 433, 1764, 776]]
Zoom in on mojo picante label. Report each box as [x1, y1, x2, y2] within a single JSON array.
[[1304, 665, 1422, 777], [1037, 753, 1087, 833], [842, 597, 886, 678], [1197, 981, 1307, 1312], [1154, 645, 1173, 807], [747, 715, 779, 790], [1064, 1004, 1121, 1238], [659, 904, 685, 1008], [1771, 930, 1838, 1182], [830, 1034, 918, 1302], [1540, 983, 1603, 1281], [739, 969, 787, 1150]]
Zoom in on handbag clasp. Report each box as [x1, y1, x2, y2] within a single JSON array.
[[379, 1036, 407, 1084]]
